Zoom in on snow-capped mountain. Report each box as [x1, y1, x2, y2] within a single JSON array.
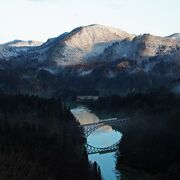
[[166, 33, 180, 40], [0, 24, 179, 66], [37, 24, 135, 65], [36, 25, 179, 67], [100, 33, 180, 64], [1, 40, 43, 47], [0, 24, 180, 96], [0, 40, 42, 60]]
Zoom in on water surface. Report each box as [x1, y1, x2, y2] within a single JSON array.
[[71, 105, 122, 180]]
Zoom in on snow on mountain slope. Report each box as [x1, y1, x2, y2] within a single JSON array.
[[131, 34, 180, 61], [39, 25, 179, 66], [2, 40, 43, 47], [41, 24, 135, 65], [166, 33, 180, 40], [0, 40, 43, 60], [0, 24, 179, 67], [0, 24, 180, 96], [100, 33, 180, 65]]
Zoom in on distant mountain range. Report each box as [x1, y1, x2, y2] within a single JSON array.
[[0, 24, 180, 96]]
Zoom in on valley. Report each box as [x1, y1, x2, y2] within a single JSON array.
[[0, 24, 180, 180]]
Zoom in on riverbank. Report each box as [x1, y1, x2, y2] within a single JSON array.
[[71, 105, 122, 180], [117, 111, 180, 180], [81, 91, 180, 179], [118, 160, 180, 180]]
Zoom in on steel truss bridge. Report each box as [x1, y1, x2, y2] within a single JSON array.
[[80, 118, 128, 154]]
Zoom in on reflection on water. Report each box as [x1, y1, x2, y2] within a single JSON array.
[[71, 106, 99, 125], [71, 105, 122, 180], [88, 126, 122, 148]]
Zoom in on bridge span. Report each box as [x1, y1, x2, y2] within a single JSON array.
[[86, 141, 120, 155], [80, 118, 128, 138], [80, 117, 128, 154]]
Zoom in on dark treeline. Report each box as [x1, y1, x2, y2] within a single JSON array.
[[85, 90, 180, 179], [0, 94, 102, 180], [85, 90, 180, 112]]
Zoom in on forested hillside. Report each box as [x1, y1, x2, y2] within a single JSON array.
[[0, 94, 101, 180], [84, 91, 180, 179]]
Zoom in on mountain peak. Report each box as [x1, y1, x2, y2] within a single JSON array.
[[1, 24, 179, 67], [44, 24, 135, 65], [64, 24, 135, 41]]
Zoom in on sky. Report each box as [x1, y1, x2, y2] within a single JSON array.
[[0, 0, 179, 43]]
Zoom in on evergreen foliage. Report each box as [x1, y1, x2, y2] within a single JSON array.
[[0, 94, 101, 180]]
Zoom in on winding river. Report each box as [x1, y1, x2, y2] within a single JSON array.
[[71, 105, 123, 180]]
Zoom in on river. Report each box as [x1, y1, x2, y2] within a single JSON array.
[[71, 104, 123, 180]]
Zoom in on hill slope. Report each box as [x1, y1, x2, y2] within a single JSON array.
[[0, 24, 180, 96]]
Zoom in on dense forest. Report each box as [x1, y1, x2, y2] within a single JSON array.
[[0, 94, 102, 180], [85, 90, 180, 179]]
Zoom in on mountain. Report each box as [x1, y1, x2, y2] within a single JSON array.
[[100, 33, 180, 63], [37, 24, 135, 65], [1, 40, 43, 47], [0, 40, 42, 61], [0, 24, 179, 96], [166, 33, 180, 40]]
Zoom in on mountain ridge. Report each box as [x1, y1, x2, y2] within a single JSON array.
[[0, 24, 180, 96], [1, 40, 43, 47], [0, 24, 179, 64]]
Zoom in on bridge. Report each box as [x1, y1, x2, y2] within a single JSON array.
[[86, 140, 120, 155], [80, 118, 128, 154], [81, 118, 128, 138]]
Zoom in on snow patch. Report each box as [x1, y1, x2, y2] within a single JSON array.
[[78, 70, 93, 76], [38, 67, 58, 74]]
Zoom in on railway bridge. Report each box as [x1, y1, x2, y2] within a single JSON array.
[[80, 118, 128, 154]]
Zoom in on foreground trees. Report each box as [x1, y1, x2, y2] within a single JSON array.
[[0, 94, 101, 180]]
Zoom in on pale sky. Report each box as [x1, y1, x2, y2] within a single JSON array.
[[0, 0, 179, 43]]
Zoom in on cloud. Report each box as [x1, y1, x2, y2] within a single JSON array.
[[28, 0, 58, 2]]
